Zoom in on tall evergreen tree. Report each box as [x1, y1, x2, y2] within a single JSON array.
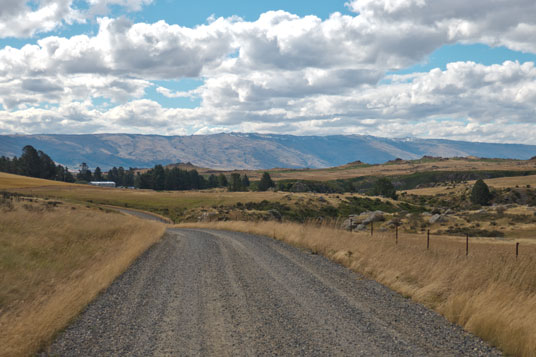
[[20, 145, 41, 177], [125, 168, 135, 187], [37, 150, 56, 179], [77, 162, 92, 182], [107, 167, 118, 183], [93, 167, 103, 181], [117, 166, 125, 186], [228, 173, 244, 192], [218, 173, 228, 187], [471, 179, 492, 205], [241, 174, 250, 188], [208, 174, 218, 188], [258, 172, 275, 191], [153, 165, 166, 190]]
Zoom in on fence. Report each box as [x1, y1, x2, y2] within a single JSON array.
[[343, 220, 530, 259]]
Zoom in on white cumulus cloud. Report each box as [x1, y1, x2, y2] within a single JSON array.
[[0, 0, 536, 143]]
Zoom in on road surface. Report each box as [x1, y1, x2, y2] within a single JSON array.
[[43, 229, 500, 356]]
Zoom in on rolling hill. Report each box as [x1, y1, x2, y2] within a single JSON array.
[[1, 133, 536, 170]]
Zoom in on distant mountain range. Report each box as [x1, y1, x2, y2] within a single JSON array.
[[1, 133, 536, 170]]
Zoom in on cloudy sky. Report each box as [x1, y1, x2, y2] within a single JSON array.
[[0, 0, 535, 143]]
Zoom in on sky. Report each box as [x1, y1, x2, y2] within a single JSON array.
[[0, 0, 535, 144]]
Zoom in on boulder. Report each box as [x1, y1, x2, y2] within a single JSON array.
[[429, 214, 449, 224], [198, 211, 217, 222], [363, 211, 385, 224], [342, 216, 361, 231], [355, 223, 368, 231], [341, 218, 353, 231]]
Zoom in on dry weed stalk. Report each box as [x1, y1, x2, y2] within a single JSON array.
[[0, 199, 165, 357]]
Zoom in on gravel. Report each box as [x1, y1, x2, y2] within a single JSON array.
[[41, 228, 502, 356]]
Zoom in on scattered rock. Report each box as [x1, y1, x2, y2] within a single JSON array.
[[198, 211, 217, 222], [341, 219, 353, 231], [429, 214, 449, 224], [355, 223, 367, 231], [362, 211, 385, 224]]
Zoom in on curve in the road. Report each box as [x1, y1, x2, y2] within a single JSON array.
[[42, 228, 501, 356]]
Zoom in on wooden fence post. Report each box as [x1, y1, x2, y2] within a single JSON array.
[[350, 218, 353, 232], [427, 229, 430, 250], [466, 233, 469, 256], [371, 221, 374, 236], [516, 242, 520, 259]]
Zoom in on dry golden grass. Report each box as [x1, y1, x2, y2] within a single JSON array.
[[3, 181, 351, 222], [0, 197, 165, 357], [0, 172, 75, 188], [166, 158, 536, 181], [260, 158, 536, 181], [177, 221, 536, 357], [404, 174, 536, 196]]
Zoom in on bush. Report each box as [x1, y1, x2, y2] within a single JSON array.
[[470, 179, 491, 205], [372, 177, 397, 199]]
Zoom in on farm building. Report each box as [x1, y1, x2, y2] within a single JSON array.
[[89, 181, 116, 188]]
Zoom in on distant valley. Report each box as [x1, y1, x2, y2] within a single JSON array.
[[1, 133, 536, 170]]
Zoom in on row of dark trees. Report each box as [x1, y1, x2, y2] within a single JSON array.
[[77, 163, 135, 187], [0, 145, 279, 192], [134, 165, 280, 192], [135, 165, 258, 191], [0, 145, 75, 182], [136, 165, 208, 190]]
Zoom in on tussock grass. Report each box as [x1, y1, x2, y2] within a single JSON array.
[[178, 221, 536, 356], [0, 197, 165, 357]]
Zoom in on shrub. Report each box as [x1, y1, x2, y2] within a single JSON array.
[[470, 179, 491, 205]]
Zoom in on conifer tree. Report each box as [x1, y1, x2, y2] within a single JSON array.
[[258, 172, 275, 191], [471, 179, 492, 205]]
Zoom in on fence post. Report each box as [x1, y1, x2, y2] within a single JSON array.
[[516, 242, 520, 259], [466, 233, 469, 256], [395, 224, 398, 245], [350, 218, 353, 232], [427, 229, 430, 250], [371, 221, 374, 236]]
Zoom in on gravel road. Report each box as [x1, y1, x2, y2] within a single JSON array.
[[43, 229, 501, 356]]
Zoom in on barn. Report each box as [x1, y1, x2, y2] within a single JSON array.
[[89, 181, 116, 188]]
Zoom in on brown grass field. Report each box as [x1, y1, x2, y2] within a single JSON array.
[[0, 172, 299, 219], [167, 157, 536, 181], [3, 168, 536, 356], [403, 174, 536, 196], [176, 221, 536, 356], [0, 196, 165, 357], [214, 157, 536, 181]]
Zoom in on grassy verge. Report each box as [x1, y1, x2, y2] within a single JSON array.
[[177, 221, 536, 357], [0, 195, 166, 357]]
